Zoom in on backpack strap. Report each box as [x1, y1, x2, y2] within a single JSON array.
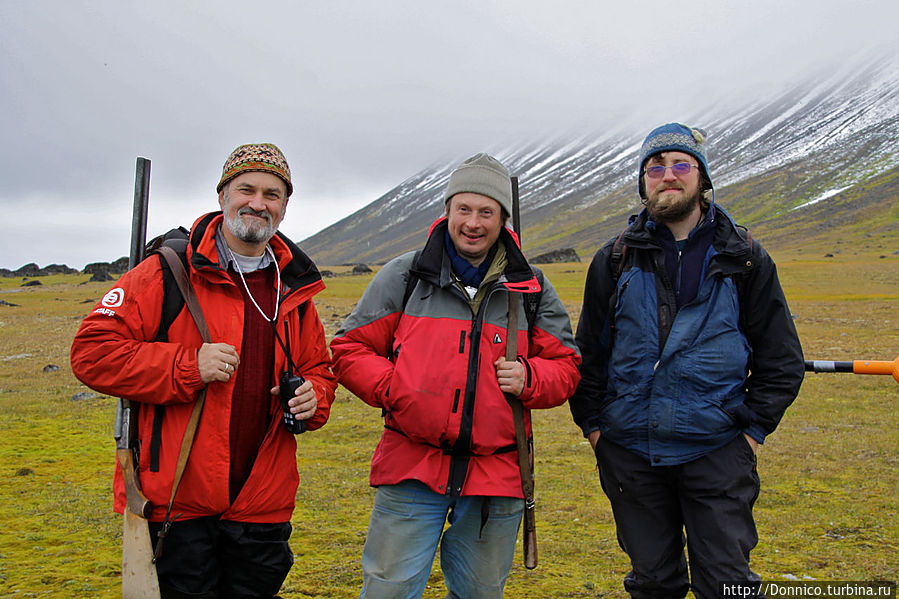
[[610, 228, 629, 285], [607, 228, 630, 349], [152, 245, 211, 563], [523, 268, 543, 332], [149, 236, 190, 473], [401, 250, 422, 311]]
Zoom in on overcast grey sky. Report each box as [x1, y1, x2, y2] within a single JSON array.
[[2, 1, 896, 270]]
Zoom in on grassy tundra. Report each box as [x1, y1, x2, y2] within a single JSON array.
[[0, 250, 896, 597]]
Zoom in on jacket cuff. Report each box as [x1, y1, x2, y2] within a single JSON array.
[[582, 425, 601, 439], [745, 423, 766, 444], [730, 403, 766, 444], [184, 348, 205, 390], [516, 355, 533, 400]]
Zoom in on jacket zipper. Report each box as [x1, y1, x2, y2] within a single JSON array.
[[446, 281, 504, 496]]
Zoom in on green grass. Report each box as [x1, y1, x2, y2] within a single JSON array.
[[0, 251, 896, 597]]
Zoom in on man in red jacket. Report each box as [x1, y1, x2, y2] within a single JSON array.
[[71, 143, 337, 598], [331, 153, 580, 598]]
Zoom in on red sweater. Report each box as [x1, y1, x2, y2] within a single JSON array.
[[228, 266, 276, 502]]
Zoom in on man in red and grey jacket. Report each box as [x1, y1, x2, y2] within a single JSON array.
[[71, 144, 336, 598], [330, 153, 580, 598]]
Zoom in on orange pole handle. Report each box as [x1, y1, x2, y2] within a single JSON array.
[[852, 358, 899, 383]]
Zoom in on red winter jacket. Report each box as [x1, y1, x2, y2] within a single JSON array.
[[330, 218, 580, 498], [71, 212, 336, 523]]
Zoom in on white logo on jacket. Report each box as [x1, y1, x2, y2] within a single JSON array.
[[493, 333, 502, 344], [101, 288, 125, 308]]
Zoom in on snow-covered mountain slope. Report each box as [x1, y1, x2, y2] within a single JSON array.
[[302, 56, 898, 265]]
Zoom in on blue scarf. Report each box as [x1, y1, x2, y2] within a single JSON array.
[[445, 229, 494, 288]]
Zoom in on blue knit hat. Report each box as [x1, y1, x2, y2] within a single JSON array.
[[638, 123, 710, 199]]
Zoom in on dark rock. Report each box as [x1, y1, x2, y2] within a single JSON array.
[[90, 271, 113, 282], [352, 264, 373, 275], [22, 280, 42, 287], [13, 263, 42, 277], [110, 257, 130, 273], [15, 468, 35, 476], [824, 253, 834, 258], [0, 299, 18, 307], [70, 391, 98, 401], [83, 262, 112, 276], [530, 248, 580, 264], [320, 270, 335, 278], [43, 264, 79, 275], [43, 364, 60, 373]]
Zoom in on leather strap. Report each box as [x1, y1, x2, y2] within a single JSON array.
[[505, 290, 538, 569], [153, 246, 211, 562]]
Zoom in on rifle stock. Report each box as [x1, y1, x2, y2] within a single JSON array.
[[506, 175, 538, 569], [117, 418, 151, 517]]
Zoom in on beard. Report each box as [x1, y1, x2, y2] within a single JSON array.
[[225, 207, 276, 243], [646, 186, 703, 223], [223, 192, 278, 243]]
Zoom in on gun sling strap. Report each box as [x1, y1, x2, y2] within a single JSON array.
[[152, 245, 212, 562]]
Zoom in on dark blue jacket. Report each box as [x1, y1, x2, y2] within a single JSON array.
[[569, 204, 804, 465]]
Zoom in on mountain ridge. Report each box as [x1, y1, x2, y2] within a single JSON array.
[[302, 55, 898, 265]]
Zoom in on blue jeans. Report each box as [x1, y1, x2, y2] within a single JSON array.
[[360, 480, 524, 599]]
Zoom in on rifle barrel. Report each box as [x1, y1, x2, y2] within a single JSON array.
[[129, 157, 151, 270], [116, 157, 152, 448], [511, 176, 521, 241]]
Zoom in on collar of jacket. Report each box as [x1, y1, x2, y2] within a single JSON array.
[[413, 217, 540, 294], [186, 211, 326, 301], [621, 203, 752, 274]]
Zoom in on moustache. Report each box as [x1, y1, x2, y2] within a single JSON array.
[[238, 208, 272, 223]]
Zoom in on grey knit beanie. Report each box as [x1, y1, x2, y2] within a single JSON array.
[[443, 153, 512, 216]]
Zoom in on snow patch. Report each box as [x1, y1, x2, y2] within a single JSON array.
[[793, 185, 853, 210]]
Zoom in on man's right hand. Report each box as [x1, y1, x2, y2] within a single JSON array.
[[588, 429, 601, 450], [198, 343, 240, 384]]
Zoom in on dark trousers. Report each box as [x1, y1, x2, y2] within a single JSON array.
[[148, 517, 293, 598], [596, 435, 761, 599]]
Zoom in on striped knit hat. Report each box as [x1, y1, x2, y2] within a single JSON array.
[[216, 143, 293, 197], [638, 123, 710, 199]]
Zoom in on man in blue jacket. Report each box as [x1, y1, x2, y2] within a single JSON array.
[[569, 123, 804, 599]]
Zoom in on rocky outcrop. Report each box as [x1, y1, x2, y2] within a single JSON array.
[[530, 248, 580, 264]]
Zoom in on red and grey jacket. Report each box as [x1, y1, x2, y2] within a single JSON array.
[[70, 212, 337, 523], [330, 218, 580, 498]]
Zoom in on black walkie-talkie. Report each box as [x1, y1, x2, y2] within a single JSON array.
[[278, 319, 307, 434]]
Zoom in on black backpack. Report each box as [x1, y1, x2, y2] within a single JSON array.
[[145, 227, 192, 343]]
